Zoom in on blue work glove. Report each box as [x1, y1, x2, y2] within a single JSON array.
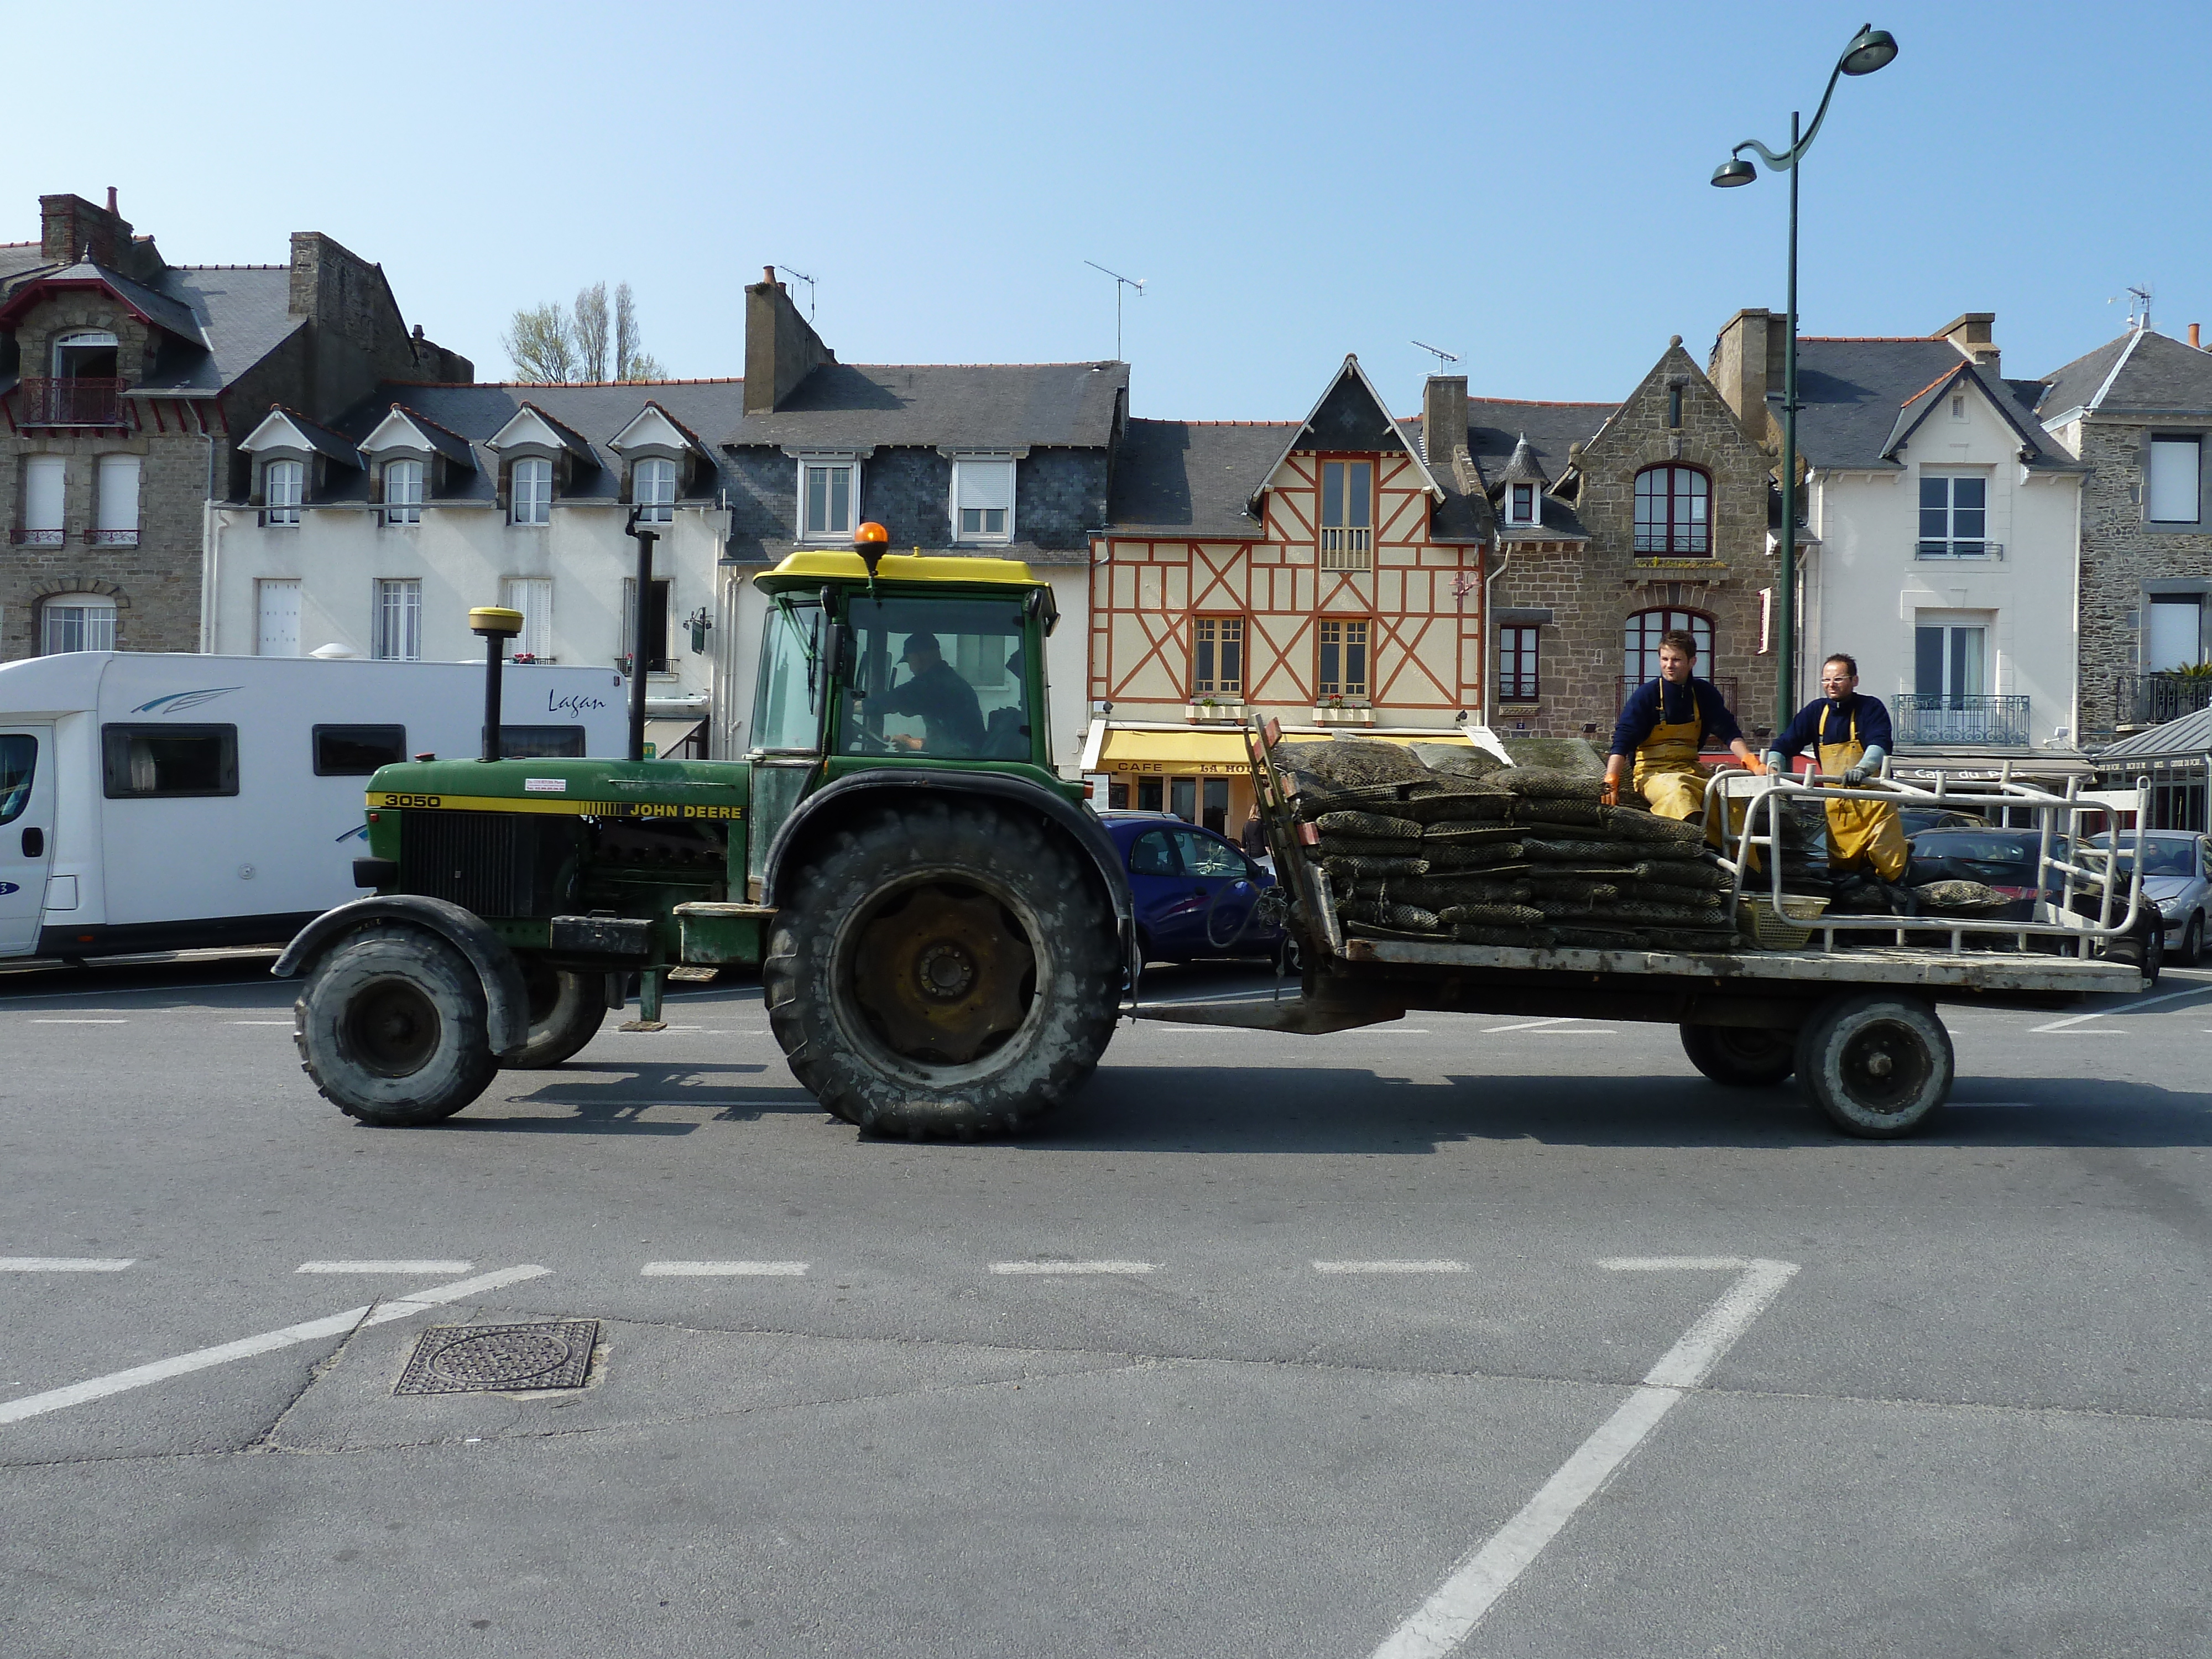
[[1762, 752, 1787, 779], [1843, 744, 1886, 787]]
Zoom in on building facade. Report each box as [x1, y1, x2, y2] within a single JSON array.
[[1, 190, 466, 662]]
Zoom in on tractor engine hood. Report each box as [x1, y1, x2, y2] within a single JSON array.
[[363, 757, 750, 819]]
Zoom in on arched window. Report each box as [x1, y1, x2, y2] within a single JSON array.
[[42, 593, 117, 655], [1623, 607, 1713, 685], [1633, 465, 1709, 554]]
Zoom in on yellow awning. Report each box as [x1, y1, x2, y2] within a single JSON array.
[[1098, 729, 1251, 774]]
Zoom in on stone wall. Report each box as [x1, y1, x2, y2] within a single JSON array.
[[2075, 418, 2212, 739]]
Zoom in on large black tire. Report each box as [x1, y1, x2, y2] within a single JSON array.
[[293, 925, 500, 1126], [1792, 992, 1952, 1139], [764, 801, 1120, 1138], [501, 959, 607, 1070], [1679, 1022, 1796, 1086]]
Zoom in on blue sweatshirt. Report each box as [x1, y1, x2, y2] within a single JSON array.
[[1772, 692, 1893, 759], [1609, 676, 1743, 759]]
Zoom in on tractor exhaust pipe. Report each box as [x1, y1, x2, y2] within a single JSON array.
[[624, 509, 657, 764], [468, 606, 525, 761]]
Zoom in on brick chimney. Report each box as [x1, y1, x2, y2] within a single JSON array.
[[1421, 374, 1468, 468], [1937, 312, 2000, 375], [744, 266, 835, 415], [1708, 309, 1784, 443], [40, 191, 132, 267]]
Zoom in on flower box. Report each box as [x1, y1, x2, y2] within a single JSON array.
[[1312, 705, 1373, 726], [1183, 702, 1245, 722]]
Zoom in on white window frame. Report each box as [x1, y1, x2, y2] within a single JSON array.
[[1917, 469, 1990, 558], [634, 456, 677, 525], [41, 593, 116, 654], [511, 456, 553, 526], [2147, 436, 2202, 525], [22, 455, 65, 546], [1507, 482, 1536, 526], [383, 458, 425, 526], [795, 456, 861, 541], [372, 578, 422, 661], [256, 578, 302, 658], [501, 577, 555, 661], [948, 455, 1016, 545], [264, 458, 305, 528]]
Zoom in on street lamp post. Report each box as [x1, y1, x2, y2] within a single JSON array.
[[1713, 22, 1898, 735]]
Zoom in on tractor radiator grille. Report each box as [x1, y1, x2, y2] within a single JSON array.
[[401, 811, 554, 917]]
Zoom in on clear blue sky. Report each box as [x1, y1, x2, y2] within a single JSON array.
[[12, 1, 2204, 419]]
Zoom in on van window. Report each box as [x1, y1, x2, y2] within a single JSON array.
[[490, 726, 587, 759], [102, 725, 239, 798], [0, 734, 34, 824], [313, 724, 407, 776]]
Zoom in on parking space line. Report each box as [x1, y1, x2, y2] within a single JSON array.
[[641, 1261, 807, 1276], [229, 1020, 291, 1026], [989, 1260, 1156, 1275], [0, 1265, 547, 1428], [0, 1258, 135, 1271], [2032, 983, 2212, 1032], [1313, 1260, 1468, 1274], [1371, 1258, 1798, 1659], [1481, 1018, 1580, 1034], [296, 1260, 473, 1274], [29, 1019, 127, 1025]]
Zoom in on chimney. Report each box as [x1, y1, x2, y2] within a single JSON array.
[[1709, 309, 1782, 442], [2192, 323, 2203, 351], [744, 265, 835, 415], [40, 191, 132, 267], [106, 186, 117, 213], [1421, 374, 1468, 469], [1937, 312, 2000, 374]]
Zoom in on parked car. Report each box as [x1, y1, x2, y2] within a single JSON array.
[[2086, 831, 2210, 967], [1896, 806, 1987, 839], [1905, 828, 2071, 921], [1096, 810, 1289, 965]]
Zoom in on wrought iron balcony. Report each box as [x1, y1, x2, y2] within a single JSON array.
[[17, 377, 128, 428], [2115, 671, 2212, 729], [1894, 693, 2030, 746]]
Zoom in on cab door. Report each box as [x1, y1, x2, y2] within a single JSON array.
[[0, 728, 56, 955]]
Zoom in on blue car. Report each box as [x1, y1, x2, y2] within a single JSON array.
[[1095, 810, 1288, 964]]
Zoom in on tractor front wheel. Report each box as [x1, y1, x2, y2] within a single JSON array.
[[766, 802, 1119, 1138], [502, 959, 608, 1070], [293, 925, 499, 1126]]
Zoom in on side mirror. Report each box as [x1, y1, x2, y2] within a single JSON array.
[[822, 620, 848, 693]]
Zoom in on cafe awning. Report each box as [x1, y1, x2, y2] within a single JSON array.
[[1096, 728, 1250, 774]]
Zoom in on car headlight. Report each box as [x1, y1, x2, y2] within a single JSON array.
[[2154, 893, 2183, 914]]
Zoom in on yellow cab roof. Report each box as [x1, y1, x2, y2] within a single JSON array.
[[754, 550, 1044, 592]]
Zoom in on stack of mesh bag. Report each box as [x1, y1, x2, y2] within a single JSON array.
[[1273, 738, 1742, 953]]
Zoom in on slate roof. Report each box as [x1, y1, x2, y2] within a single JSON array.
[[1786, 338, 2078, 472], [722, 361, 1127, 451], [2096, 701, 2212, 760], [1105, 420, 1290, 538], [1404, 400, 1614, 542], [252, 405, 362, 466], [0, 242, 46, 284], [2037, 327, 2212, 420], [0, 255, 304, 397]]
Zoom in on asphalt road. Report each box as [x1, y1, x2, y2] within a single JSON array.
[[2, 953, 2209, 1658]]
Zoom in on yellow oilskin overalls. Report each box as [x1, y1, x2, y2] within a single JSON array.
[[1631, 701, 1710, 821], [1819, 706, 1907, 880]]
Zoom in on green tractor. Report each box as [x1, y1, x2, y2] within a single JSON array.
[[274, 521, 1134, 1139]]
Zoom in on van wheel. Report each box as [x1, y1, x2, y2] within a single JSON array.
[[766, 802, 1119, 1138], [294, 925, 498, 1126], [1679, 1022, 1796, 1086], [1793, 992, 1951, 1138], [502, 959, 607, 1069]]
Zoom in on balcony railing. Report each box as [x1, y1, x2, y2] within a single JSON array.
[[2115, 671, 2212, 729], [1914, 539, 2004, 560], [1318, 525, 1371, 570], [1894, 693, 2030, 746], [17, 377, 128, 427]]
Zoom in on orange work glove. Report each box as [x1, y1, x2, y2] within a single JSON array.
[[1600, 774, 1621, 807], [1744, 754, 1769, 776]]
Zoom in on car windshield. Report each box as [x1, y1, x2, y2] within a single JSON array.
[[2088, 834, 2200, 878], [1909, 832, 2056, 869]]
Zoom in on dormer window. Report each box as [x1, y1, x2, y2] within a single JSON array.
[[801, 458, 859, 540], [52, 329, 118, 380], [635, 457, 676, 525], [265, 460, 304, 528], [512, 457, 552, 526], [950, 456, 1016, 544], [1509, 483, 1536, 525], [384, 459, 423, 526]]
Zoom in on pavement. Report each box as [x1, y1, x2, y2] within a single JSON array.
[[2, 953, 2209, 1658]]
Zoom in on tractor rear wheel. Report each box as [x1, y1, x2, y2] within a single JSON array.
[[766, 802, 1119, 1138], [1679, 1022, 1796, 1086], [502, 959, 607, 1070], [293, 925, 499, 1126]]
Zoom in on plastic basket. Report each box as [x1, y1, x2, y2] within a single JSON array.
[[1737, 894, 1829, 950]]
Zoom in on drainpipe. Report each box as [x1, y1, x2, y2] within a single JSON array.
[[199, 432, 221, 652], [1481, 539, 1514, 730]]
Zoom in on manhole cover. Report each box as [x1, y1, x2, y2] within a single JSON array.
[[395, 1321, 598, 1395]]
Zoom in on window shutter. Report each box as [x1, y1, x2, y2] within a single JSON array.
[[24, 456, 65, 531], [95, 456, 140, 533], [2148, 438, 2201, 522], [957, 458, 1014, 510]]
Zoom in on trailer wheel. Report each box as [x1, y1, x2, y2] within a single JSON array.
[[766, 801, 1119, 1138], [500, 959, 607, 1070], [1793, 993, 1952, 1139], [293, 925, 499, 1126], [1679, 1022, 1796, 1087]]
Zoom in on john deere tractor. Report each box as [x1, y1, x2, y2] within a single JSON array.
[[274, 521, 1134, 1139]]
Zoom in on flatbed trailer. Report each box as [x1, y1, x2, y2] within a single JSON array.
[[1142, 719, 2156, 1138]]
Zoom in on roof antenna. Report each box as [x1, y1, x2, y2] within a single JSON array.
[[1412, 340, 1460, 371], [2112, 283, 2154, 332], [776, 265, 817, 323], [1084, 261, 1145, 362]]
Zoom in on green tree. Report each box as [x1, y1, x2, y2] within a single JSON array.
[[503, 282, 664, 382]]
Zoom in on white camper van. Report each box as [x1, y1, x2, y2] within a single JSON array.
[[0, 653, 630, 961]]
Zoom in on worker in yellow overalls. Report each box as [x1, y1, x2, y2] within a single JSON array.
[[1764, 651, 1907, 881], [1603, 628, 1768, 823]]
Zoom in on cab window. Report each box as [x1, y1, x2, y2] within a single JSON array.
[[753, 599, 823, 753], [1128, 828, 1180, 876], [840, 594, 1031, 761], [0, 734, 33, 824], [1173, 827, 1248, 878]]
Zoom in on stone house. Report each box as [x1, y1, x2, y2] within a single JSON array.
[[2031, 321, 2212, 741], [0, 190, 467, 661]]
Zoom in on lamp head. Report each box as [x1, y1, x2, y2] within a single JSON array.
[[469, 606, 525, 640], [1839, 23, 1897, 75], [853, 519, 890, 576], [1710, 158, 1757, 188]]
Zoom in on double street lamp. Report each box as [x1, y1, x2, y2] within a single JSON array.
[[1712, 22, 1898, 734]]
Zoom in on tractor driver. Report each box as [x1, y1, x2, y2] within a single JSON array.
[[1603, 628, 1767, 820], [863, 630, 985, 755]]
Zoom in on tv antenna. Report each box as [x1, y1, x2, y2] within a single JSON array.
[[2127, 283, 2153, 330], [776, 265, 818, 322], [1412, 340, 1460, 370], [1084, 260, 1145, 361]]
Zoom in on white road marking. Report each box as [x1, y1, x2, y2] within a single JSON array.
[[2032, 983, 2212, 1032], [0, 1258, 135, 1271], [30, 1019, 127, 1024], [0, 1264, 547, 1428], [1314, 1260, 1468, 1274], [229, 1020, 291, 1026], [1371, 1258, 1798, 1659], [1481, 1017, 1580, 1034], [296, 1260, 473, 1274], [989, 1260, 1157, 1275], [641, 1261, 808, 1276]]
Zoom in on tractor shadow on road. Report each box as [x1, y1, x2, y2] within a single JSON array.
[[1031, 1067, 2212, 1153], [435, 1061, 823, 1133]]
